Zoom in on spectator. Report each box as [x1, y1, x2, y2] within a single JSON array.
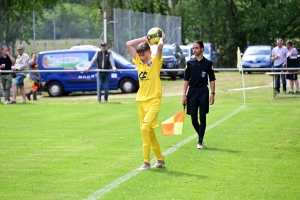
[[271, 38, 288, 94], [285, 41, 299, 94], [8, 45, 29, 104], [85, 42, 117, 102], [0, 45, 15, 104], [26, 53, 40, 100]]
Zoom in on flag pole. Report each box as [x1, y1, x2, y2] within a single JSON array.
[[241, 65, 246, 107], [237, 47, 246, 107]]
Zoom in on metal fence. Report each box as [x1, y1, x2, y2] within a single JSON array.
[[1, 8, 181, 61], [111, 9, 182, 60]]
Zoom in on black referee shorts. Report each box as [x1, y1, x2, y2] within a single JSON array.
[[186, 86, 209, 115]]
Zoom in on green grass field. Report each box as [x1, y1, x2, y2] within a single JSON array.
[[1, 72, 299, 200]]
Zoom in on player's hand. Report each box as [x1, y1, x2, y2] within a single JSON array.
[[112, 67, 117, 72], [182, 95, 187, 106], [283, 63, 287, 68], [210, 95, 215, 105], [84, 67, 90, 72], [11, 67, 16, 71]]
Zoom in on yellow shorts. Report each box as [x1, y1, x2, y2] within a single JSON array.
[[138, 98, 161, 129]]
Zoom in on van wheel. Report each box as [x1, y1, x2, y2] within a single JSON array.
[[47, 81, 64, 97], [120, 78, 137, 93]]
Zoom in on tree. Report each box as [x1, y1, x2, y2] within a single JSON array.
[[0, 0, 60, 53], [176, 0, 300, 68]]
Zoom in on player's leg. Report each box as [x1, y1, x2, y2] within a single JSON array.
[[143, 98, 164, 168], [138, 101, 151, 170], [187, 88, 201, 147], [198, 87, 209, 148], [191, 114, 199, 136]]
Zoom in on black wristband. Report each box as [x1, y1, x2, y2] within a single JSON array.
[[211, 92, 215, 95]]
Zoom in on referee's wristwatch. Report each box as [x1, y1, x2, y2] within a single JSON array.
[[211, 92, 215, 95]]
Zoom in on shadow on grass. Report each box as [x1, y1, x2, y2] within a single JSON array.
[[204, 146, 240, 153], [150, 168, 207, 179]]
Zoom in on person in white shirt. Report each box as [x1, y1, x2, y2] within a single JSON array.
[[85, 42, 117, 102], [8, 45, 29, 104], [271, 38, 288, 94], [285, 41, 299, 94]]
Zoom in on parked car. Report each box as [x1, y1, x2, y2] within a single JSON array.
[[180, 45, 194, 62], [186, 42, 219, 68], [150, 43, 186, 80], [241, 45, 272, 73], [38, 45, 139, 97]]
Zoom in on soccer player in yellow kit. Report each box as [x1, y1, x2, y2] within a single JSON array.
[[126, 35, 165, 170]]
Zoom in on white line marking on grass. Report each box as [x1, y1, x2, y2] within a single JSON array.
[[85, 106, 245, 200], [228, 86, 268, 91]]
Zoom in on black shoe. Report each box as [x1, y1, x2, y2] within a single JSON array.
[[26, 90, 32, 101], [33, 92, 37, 100], [288, 91, 294, 94]]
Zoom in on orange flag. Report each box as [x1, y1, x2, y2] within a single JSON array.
[[162, 107, 185, 136]]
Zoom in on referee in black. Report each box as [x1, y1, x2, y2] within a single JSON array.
[[182, 40, 216, 149]]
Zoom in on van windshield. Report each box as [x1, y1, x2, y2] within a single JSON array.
[[112, 52, 132, 65]]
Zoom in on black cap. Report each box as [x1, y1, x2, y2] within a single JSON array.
[[101, 42, 107, 46]]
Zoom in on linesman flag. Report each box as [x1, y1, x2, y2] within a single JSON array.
[[162, 106, 185, 136]]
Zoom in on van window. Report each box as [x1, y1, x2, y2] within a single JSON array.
[[41, 53, 89, 70]]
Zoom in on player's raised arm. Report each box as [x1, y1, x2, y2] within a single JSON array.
[[156, 35, 164, 60], [126, 36, 148, 58]]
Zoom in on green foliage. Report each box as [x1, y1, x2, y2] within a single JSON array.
[[0, 0, 60, 48], [1, 0, 300, 68], [36, 3, 102, 40], [176, 0, 300, 67]]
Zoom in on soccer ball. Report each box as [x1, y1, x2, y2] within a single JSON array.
[[147, 27, 164, 45]]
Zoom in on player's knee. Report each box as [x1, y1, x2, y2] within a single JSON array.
[[200, 114, 206, 123], [141, 123, 150, 135], [191, 114, 198, 123]]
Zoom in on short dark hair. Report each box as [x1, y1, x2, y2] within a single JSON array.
[[286, 40, 293, 46], [193, 40, 204, 48], [277, 38, 283, 42], [136, 42, 150, 54]]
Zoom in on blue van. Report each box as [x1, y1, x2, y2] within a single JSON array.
[[38, 45, 139, 97]]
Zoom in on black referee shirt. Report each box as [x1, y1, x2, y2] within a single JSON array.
[[184, 57, 216, 88]]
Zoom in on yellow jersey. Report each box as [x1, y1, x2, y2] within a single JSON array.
[[132, 54, 163, 101]]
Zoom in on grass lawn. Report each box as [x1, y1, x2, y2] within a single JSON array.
[[0, 72, 299, 200]]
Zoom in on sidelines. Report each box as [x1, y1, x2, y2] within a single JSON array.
[[228, 85, 269, 91], [85, 106, 245, 200]]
